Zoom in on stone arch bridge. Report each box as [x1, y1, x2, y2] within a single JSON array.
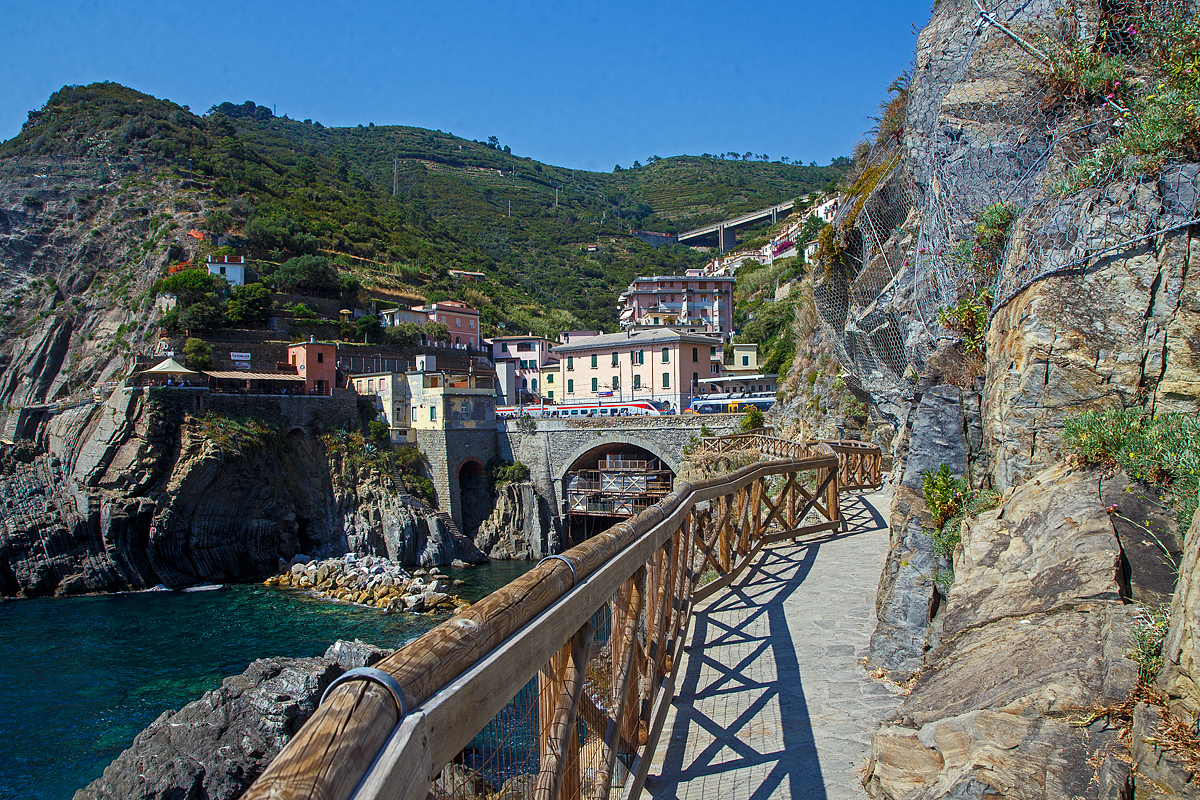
[[496, 415, 743, 521]]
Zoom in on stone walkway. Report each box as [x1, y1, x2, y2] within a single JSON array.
[[643, 491, 900, 800]]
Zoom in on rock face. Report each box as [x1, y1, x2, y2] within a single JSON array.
[[864, 463, 1139, 799], [473, 480, 549, 560], [74, 640, 393, 800], [866, 383, 966, 679], [1160, 504, 1200, 726], [984, 175, 1200, 491], [0, 390, 482, 597]]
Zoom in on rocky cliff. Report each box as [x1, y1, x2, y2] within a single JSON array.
[[782, 0, 1200, 796], [474, 480, 550, 561], [0, 386, 482, 597]]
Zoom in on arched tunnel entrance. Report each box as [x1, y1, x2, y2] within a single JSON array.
[[458, 459, 489, 537], [563, 443, 674, 547]]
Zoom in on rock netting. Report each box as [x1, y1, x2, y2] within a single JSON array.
[[265, 553, 471, 615]]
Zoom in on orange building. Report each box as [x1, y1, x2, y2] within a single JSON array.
[[287, 339, 338, 395]]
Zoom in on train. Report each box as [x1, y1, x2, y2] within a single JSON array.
[[497, 400, 666, 419], [685, 392, 776, 415]]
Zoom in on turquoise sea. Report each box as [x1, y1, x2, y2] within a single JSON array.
[[0, 561, 535, 800]]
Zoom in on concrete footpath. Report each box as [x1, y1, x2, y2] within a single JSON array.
[[643, 491, 900, 800]]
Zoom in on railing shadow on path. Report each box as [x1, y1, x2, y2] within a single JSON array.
[[646, 495, 888, 800]]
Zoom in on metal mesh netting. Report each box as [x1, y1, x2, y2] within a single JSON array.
[[433, 603, 628, 800], [813, 0, 1200, 390]]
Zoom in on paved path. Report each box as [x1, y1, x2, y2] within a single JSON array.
[[643, 491, 900, 800]]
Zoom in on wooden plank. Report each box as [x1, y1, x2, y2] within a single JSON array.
[[348, 711, 430, 800], [760, 519, 841, 544], [620, 596, 695, 800], [534, 623, 593, 800], [598, 567, 645, 800]]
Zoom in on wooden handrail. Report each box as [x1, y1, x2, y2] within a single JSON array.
[[244, 452, 844, 800], [699, 433, 883, 493]]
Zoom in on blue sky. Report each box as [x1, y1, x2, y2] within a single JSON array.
[[3, 0, 929, 173]]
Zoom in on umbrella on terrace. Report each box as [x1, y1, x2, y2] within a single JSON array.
[[141, 357, 200, 377]]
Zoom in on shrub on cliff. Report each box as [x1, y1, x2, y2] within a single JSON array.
[[1064, 408, 1200, 525], [182, 337, 215, 370]]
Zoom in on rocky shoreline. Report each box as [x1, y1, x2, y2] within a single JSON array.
[[264, 553, 473, 615]]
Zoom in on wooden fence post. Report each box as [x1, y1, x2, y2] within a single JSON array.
[[535, 622, 594, 800]]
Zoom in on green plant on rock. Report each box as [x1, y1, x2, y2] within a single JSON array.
[[1128, 603, 1171, 684], [740, 406, 765, 432], [922, 463, 969, 530], [368, 419, 389, 441], [194, 412, 273, 454], [936, 286, 992, 355], [182, 337, 215, 370], [1063, 408, 1200, 526]]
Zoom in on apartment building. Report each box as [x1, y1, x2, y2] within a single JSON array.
[[617, 273, 736, 340], [550, 329, 723, 413]]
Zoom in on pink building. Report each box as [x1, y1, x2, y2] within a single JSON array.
[[488, 334, 557, 403], [550, 329, 723, 413], [411, 301, 481, 348], [617, 274, 736, 340], [287, 339, 338, 395]]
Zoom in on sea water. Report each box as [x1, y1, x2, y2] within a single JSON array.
[[0, 561, 534, 800]]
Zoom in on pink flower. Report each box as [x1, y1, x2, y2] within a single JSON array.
[[1105, 503, 1119, 514]]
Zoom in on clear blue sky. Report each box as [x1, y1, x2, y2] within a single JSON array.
[[3, 0, 929, 173]]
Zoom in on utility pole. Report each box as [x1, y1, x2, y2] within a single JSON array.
[[508, 200, 511, 217], [393, 157, 398, 196]]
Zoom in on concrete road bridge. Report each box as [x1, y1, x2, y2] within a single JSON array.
[[677, 200, 795, 252]]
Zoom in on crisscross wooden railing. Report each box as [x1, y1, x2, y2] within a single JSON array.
[[243, 447, 860, 800], [701, 433, 883, 493]]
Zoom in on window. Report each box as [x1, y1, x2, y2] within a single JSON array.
[[742, 355, 750, 367], [501, 343, 509, 352], [611, 352, 619, 367], [693, 372, 699, 385], [469, 320, 475, 330], [591, 354, 598, 369], [568, 379, 574, 393], [653, 316, 659, 325], [456, 318, 461, 327], [317, 352, 324, 363], [368, 379, 375, 392], [612, 376, 619, 390], [588, 377, 596, 392], [531, 379, 538, 392], [430, 405, 437, 421], [631, 350, 644, 365], [456, 336, 461, 344], [662, 372, 670, 389], [517, 342, 534, 351], [711, 346, 717, 356], [547, 373, 554, 384], [547, 390, 554, 400], [712, 364, 720, 374], [521, 378, 528, 389], [567, 356, 574, 370], [661, 347, 669, 363], [634, 374, 642, 389]]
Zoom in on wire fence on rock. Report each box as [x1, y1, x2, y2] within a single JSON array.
[[813, 0, 1200, 391]]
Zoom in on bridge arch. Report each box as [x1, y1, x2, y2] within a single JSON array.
[[556, 434, 682, 486]]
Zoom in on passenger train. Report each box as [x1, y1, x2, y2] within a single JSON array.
[[685, 392, 777, 415], [497, 400, 666, 419]]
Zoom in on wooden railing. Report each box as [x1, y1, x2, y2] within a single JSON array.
[[821, 439, 884, 493], [700, 433, 883, 493], [243, 452, 843, 800]]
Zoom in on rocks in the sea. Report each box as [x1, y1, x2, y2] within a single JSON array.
[[265, 553, 471, 615], [75, 639, 393, 800], [474, 480, 548, 560]]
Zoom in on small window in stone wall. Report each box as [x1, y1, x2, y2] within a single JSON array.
[[317, 352, 324, 363]]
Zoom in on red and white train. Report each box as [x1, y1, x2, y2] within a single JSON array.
[[497, 400, 666, 419]]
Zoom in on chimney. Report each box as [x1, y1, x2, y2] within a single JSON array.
[[309, 335, 316, 343]]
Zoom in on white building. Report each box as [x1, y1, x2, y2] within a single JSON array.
[[206, 255, 256, 287]]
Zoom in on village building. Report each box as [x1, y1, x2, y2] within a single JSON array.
[[412, 301, 481, 349], [487, 335, 557, 403], [617, 273, 736, 340], [206, 255, 256, 287], [287, 339, 337, 395], [550, 329, 723, 412]]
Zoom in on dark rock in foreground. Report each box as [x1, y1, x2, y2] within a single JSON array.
[[74, 639, 392, 800]]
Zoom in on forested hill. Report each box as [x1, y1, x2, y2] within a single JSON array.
[[1, 83, 848, 333]]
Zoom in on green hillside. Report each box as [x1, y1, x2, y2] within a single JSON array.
[[2, 83, 848, 335]]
